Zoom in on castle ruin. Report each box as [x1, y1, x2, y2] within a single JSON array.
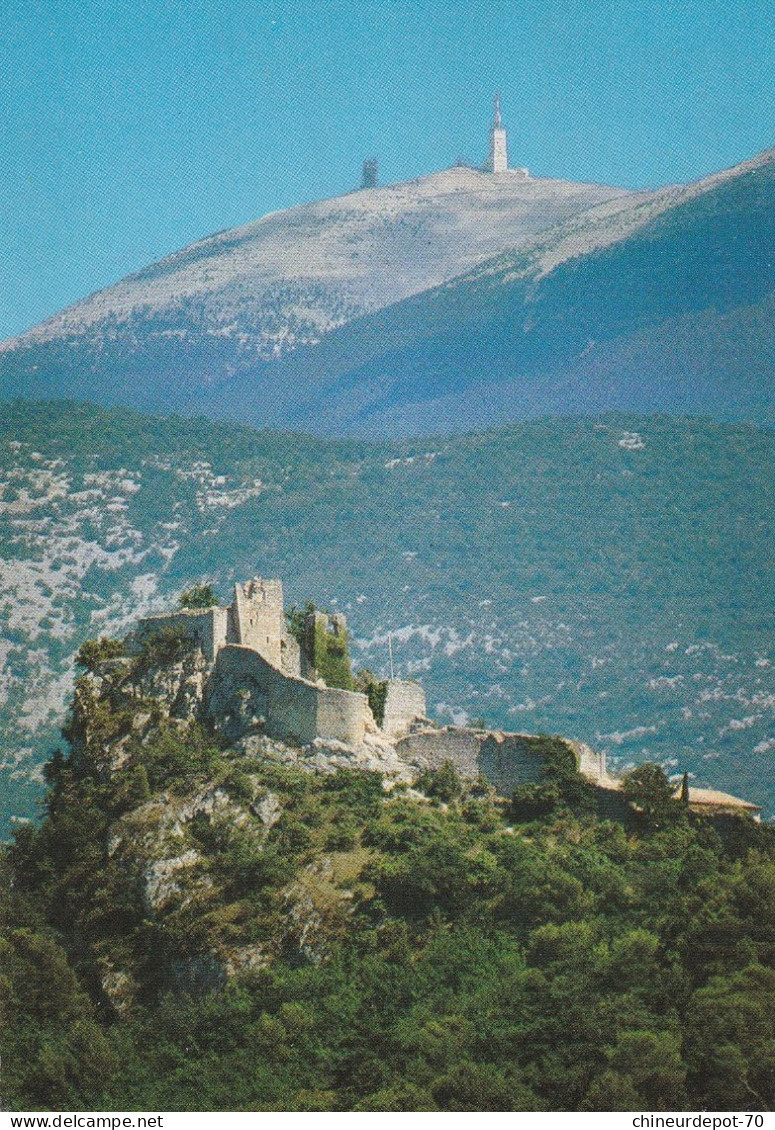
[[134, 577, 427, 748], [132, 575, 761, 819]]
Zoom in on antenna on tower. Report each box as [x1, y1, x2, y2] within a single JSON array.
[[484, 92, 509, 173], [388, 632, 395, 680]]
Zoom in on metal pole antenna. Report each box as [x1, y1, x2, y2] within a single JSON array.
[[388, 632, 395, 680]]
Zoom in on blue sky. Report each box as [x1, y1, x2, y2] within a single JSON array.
[[2, 0, 774, 340]]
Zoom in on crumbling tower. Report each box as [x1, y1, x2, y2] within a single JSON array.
[[228, 577, 286, 667], [302, 609, 353, 688]]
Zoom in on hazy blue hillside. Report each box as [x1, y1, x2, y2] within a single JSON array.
[[1, 401, 774, 834]]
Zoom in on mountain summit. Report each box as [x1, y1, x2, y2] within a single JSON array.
[[2, 148, 774, 434], [0, 166, 639, 421], [2, 89, 626, 368], [1, 167, 632, 361]]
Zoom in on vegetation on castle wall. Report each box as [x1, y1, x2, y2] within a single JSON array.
[[354, 668, 388, 724], [287, 602, 354, 691], [179, 583, 219, 609], [509, 734, 597, 817], [285, 603, 313, 644], [312, 617, 353, 691]]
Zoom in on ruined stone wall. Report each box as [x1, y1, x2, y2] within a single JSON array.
[[315, 683, 373, 746], [478, 734, 550, 795], [396, 728, 587, 795], [303, 609, 353, 689], [279, 632, 302, 678], [566, 740, 608, 783], [208, 645, 371, 746], [396, 728, 484, 778], [380, 679, 427, 738], [136, 608, 228, 663]]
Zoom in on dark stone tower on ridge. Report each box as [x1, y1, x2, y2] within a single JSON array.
[[361, 158, 378, 189]]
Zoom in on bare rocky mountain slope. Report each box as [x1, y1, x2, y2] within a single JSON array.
[[3, 150, 775, 433], [0, 167, 637, 422], [3, 168, 634, 357], [263, 148, 775, 434]]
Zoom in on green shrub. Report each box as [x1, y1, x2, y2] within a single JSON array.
[[355, 669, 389, 726], [75, 637, 125, 672], [179, 583, 219, 609], [324, 817, 359, 851], [285, 602, 315, 643], [140, 724, 222, 791], [510, 782, 562, 822], [415, 761, 462, 803], [135, 624, 192, 670], [320, 768, 385, 814], [622, 763, 681, 824]]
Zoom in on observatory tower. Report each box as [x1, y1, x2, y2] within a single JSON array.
[[484, 93, 508, 173]]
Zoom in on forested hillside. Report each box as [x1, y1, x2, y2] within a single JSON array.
[[3, 660, 775, 1111]]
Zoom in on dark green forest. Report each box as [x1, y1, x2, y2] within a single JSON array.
[[3, 679, 775, 1111]]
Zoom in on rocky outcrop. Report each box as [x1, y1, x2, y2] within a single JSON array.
[[138, 650, 210, 720], [236, 732, 414, 784], [142, 849, 204, 914], [67, 635, 629, 1018]]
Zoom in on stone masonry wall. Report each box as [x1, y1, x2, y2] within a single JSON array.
[[208, 645, 372, 746], [381, 680, 427, 738], [395, 728, 607, 796], [136, 608, 228, 663], [229, 578, 286, 667], [279, 632, 302, 678], [396, 728, 484, 778], [478, 734, 550, 795], [566, 740, 609, 783]]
